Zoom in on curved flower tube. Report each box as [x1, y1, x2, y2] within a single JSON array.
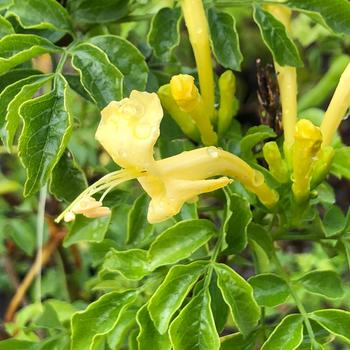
[[56, 91, 278, 224]]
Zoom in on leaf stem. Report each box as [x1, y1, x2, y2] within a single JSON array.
[[271, 249, 317, 347]]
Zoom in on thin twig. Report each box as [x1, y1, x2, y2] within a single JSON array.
[[4, 218, 66, 322]]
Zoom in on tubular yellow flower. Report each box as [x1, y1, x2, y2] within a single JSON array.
[[320, 62, 350, 147], [158, 84, 200, 142], [57, 91, 278, 225], [170, 74, 217, 145], [263, 142, 289, 183], [181, 0, 215, 121], [266, 5, 297, 149], [292, 119, 322, 202], [218, 70, 238, 136], [310, 146, 335, 188]]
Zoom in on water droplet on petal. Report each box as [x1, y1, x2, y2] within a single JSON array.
[[207, 146, 219, 158], [252, 170, 264, 187], [64, 211, 75, 222], [135, 123, 151, 139]]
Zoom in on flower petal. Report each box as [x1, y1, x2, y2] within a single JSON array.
[[95, 90, 163, 170]]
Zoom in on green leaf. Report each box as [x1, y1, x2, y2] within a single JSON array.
[[285, 0, 350, 36], [220, 332, 257, 350], [248, 273, 289, 307], [7, 0, 73, 33], [18, 74, 72, 196], [107, 309, 136, 350], [0, 0, 11, 10], [208, 7, 242, 71], [169, 289, 220, 350], [89, 35, 148, 96], [50, 150, 87, 202], [223, 191, 252, 254], [297, 270, 344, 299], [67, 0, 128, 24], [148, 260, 208, 334], [137, 304, 171, 350], [148, 219, 216, 268], [0, 34, 61, 74], [215, 263, 260, 336], [310, 309, 350, 344], [0, 74, 45, 134], [5, 74, 53, 149], [7, 218, 35, 256], [64, 214, 111, 247], [0, 340, 38, 350], [71, 291, 137, 350], [0, 68, 41, 92], [253, 5, 303, 67], [148, 7, 181, 61], [127, 193, 153, 245], [103, 248, 150, 280], [64, 74, 93, 102], [0, 15, 14, 38], [321, 206, 346, 237], [240, 125, 276, 160], [261, 314, 303, 350], [331, 147, 350, 180], [71, 42, 123, 109]]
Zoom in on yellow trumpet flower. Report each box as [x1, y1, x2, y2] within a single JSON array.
[[263, 141, 289, 184], [181, 0, 215, 121], [56, 91, 278, 224], [320, 62, 350, 147], [291, 119, 322, 202]]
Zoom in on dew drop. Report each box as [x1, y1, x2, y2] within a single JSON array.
[[252, 170, 264, 187], [207, 146, 219, 158]]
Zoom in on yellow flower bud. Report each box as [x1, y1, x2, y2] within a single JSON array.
[[158, 84, 200, 142], [292, 119, 322, 202], [218, 70, 238, 135], [170, 74, 217, 146], [310, 146, 335, 188], [263, 141, 289, 183]]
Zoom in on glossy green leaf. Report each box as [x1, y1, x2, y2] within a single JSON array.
[[310, 309, 350, 344], [18, 74, 72, 196], [137, 304, 171, 350], [148, 260, 208, 334], [71, 42, 123, 108], [240, 125, 276, 160], [0, 74, 45, 133], [253, 5, 303, 67], [5, 74, 53, 149], [285, 0, 350, 36], [223, 191, 252, 254], [7, 0, 73, 33], [148, 7, 181, 60], [71, 291, 137, 350], [220, 332, 257, 350], [297, 270, 344, 299], [0, 15, 14, 38], [331, 147, 350, 180], [148, 219, 216, 268], [208, 7, 242, 71], [64, 74, 93, 102], [261, 314, 303, 350], [50, 150, 87, 203], [215, 263, 260, 336], [67, 0, 128, 23], [0, 34, 61, 74], [248, 273, 289, 307], [169, 289, 220, 350], [0, 68, 41, 92], [0, 0, 11, 10], [103, 249, 149, 280], [64, 214, 111, 247], [321, 206, 346, 237], [89, 35, 148, 96], [107, 309, 136, 350], [127, 193, 153, 245], [209, 273, 229, 333]]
